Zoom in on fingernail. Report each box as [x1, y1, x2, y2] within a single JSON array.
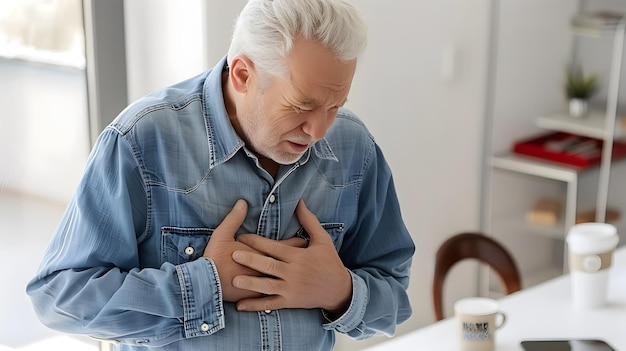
[[236, 199, 248, 211], [232, 250, 244, 262], [237, 303, 246, 311]]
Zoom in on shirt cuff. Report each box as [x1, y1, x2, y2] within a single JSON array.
[[175, 257, 225, 338], [322, 270, 368, 333]]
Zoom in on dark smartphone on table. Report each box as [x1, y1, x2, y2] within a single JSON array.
[[521, 339, 615, 351]]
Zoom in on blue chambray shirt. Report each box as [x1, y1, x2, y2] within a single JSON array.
[[26, 56, 415, 351]]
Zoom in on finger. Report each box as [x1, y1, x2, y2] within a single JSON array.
[[232, 250, 286, 277], [237, 234, 291, 260], [212, 199, 248, 242], [281, 236, 309, 248], [237, 233, 307, 250], [295, 199, 332, 245], [236, 294, 285, 312], [232, 274, 285, 300]]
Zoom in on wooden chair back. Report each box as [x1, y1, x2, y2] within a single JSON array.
[[432, 232, 521, 321]]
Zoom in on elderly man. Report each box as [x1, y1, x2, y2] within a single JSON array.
[[27, 0, 415, 350]]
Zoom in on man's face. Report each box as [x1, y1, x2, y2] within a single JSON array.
[[238, 39, 357, 165]]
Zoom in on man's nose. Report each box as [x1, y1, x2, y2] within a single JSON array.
[[302, 109, 333, 140]]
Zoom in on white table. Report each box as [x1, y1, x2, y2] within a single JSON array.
[[364, 246, 626, 350]]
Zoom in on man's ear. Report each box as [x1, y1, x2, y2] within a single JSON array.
[[229, 56, 255, 93]]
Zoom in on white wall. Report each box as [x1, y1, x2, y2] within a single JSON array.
[[123, 1, 491, 350], [341, 1, 490, 348], [123, 0, 207, 101]]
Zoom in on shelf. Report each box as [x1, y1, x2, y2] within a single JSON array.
[[490, 153, 582, 183], [525, 220, 567, 240], [571, 11, 624, 38], [535, 111, 626, 140], [492, 212, 566, 240]]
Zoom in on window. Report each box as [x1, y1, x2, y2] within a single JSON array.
[[0, 0, 85, 68], [0, 0, 89, 204]]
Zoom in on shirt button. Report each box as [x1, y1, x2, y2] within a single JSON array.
[[265, 309, 272, 314], [269, 194, 276, 203], [184, 246, 195, 255], [201, 323, 209, 332]]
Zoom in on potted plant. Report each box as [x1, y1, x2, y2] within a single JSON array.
[[565, 64, 598, 118]]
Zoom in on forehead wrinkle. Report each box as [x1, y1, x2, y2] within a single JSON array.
[[290, 77, 348, 108]]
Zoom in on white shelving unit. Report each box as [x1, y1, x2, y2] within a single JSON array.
[[536, 111, 626, 140], [483, 10, 625, 290], [576, 14, 625, 223], [491, 154, 580, 237]]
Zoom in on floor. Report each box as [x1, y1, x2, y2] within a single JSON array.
[[0, 191, 98, 350]]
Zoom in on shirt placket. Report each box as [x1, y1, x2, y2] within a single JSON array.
[[258, 309, 282, 351], [255, 162, 302, 351], [257, 190, 282, 350], [258, 187, 280, 240]]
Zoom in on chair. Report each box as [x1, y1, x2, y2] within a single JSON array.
[[432, 232, 521, 321]]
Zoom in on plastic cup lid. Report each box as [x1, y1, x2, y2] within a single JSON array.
[[567, 222, 619, 254]]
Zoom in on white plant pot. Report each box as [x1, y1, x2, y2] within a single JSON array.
[[569, 98, 589, 118]]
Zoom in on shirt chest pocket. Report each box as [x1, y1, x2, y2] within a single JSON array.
[[161, 226, 214, 265], [296, 222, 345, 250], [322, 222, 345, 250]]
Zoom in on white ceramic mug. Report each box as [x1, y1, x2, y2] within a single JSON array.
[[567, 222, 619, 309], [454, 297, 506, 351]]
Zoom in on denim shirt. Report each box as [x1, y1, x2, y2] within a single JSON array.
[[26, 56, 414, 351]]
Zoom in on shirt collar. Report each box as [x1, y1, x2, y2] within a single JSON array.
[[202, 56, 338, 168]]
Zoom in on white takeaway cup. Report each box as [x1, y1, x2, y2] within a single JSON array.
[[566, 222, 619, 309]]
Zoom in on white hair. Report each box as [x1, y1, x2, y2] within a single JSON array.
[[227, 0, 367, 80]]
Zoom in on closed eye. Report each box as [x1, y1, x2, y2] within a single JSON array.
[[293, 102, 342, 114], [293, 106, 310, 114]]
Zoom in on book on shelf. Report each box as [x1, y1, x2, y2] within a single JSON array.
[[527, 198, 562, 225], [576, 208, 621, 224], [571, 11, 624, 36], [512, 131, 626, 170]]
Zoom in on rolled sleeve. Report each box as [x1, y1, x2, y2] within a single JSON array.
[[322, 270, 368, 334], [176, 257, 225, 337]]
